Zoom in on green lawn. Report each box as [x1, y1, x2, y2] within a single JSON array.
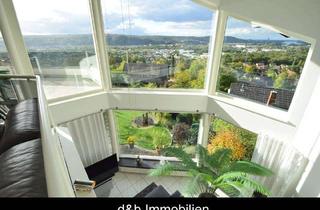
[[115, 111, 172, 150]]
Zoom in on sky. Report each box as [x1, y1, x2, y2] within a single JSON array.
[[12, 0, 291, 40]]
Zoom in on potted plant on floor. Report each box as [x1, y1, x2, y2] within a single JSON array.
[[149, 145, 273, 197], [127, 136, 136, 149]]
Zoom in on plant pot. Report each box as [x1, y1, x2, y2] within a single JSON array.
[[156, 148, 161, 155], [129, 143, 134, 149], [198, 192, 216, 198]]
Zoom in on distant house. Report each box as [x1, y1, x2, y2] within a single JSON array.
[[256, 62, 267, 71], [124, 63, 170, 84], [229, 81, 294, 110]]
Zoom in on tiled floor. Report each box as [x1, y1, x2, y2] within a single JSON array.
[[94, 171, 190, 197]]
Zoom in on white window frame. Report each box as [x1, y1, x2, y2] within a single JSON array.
[[111, 109, 202, 162], [101, 0, 217, 93], [1, 0, 318, 166], [208, 11, 317, 126]]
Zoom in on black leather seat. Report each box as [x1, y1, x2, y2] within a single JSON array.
[[0, 98, 47, 197], [0, 98, 40, 154], [0, 139, 47, 197]]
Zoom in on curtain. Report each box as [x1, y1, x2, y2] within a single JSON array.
[[251, 133, 309, 197], [63, 112, 113, 167]]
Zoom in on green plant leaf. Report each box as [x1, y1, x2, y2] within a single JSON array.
[[188, 169, 216, 185], [149, 163, 176, 176], [214, 172, 271, 196], [184, 173, 210, 197], [207, 148, 232, 171], [162, 147, 198, 170], [229, 161, 274, 176]]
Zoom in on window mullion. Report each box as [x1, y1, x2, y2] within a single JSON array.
[[0, 0, 33, 75], [197, 113, 210, 148], [89, 0, 112, 91], [207, 10, 228, 95]]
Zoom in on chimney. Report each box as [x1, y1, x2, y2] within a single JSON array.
[[267, 90, 277, 106]]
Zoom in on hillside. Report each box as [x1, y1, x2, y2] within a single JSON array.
[[0, 34, 307, 52]]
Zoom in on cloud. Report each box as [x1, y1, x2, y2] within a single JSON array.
[[225, 27, 253, 36], [109, 18, 213, 36], [14, 0, 92, 35]]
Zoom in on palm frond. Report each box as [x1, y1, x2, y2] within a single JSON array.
[[214, 172, 271, 196], [149, 163, 177, 176], [163, 147, 198, 170], [196, 145, 219, 175], [207, 148, 232, 171], [238, 176, 271, 196], [184, 173, 210, 197], [196, 144, 209, 165], [213, 171, 246, 184], [188, 169, 216, 185], [217, 181, 252, 197], [229, 161, 274, 176]]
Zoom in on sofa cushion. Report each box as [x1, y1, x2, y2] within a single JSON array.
[[0, 138, 47, 197], [0, 98, 40, 154]]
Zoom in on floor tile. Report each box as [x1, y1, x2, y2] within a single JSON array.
[[96, 172, 190, 197]]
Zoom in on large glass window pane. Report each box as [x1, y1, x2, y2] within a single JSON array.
[[0, 32, 14, 74], [114, 110, 200, 158], [217, 17, 310, 110], [102, 0, 215, 89], [208, 115, 257, 161], [13, 0, 102, 99]]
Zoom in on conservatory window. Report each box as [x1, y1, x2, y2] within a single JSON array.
[[13, 0, 102, 100], [101, 0, 215, 89], [216, 16, 311, 111], [0, 31, 14, 74], [208, 115, 257, 161], [114, 110, 200, 158]]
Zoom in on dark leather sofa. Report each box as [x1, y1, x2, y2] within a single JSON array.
[[0, 98, 47, 197]]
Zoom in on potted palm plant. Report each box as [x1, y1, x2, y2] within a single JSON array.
[[149, 145, 273, 197]]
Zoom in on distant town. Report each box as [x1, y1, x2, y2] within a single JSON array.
[[0, 34, 310, 109]]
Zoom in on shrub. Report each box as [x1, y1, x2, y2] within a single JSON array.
[[177, 113, 193, 126], [188, 123, 199, 145], [152, 129, 171, 150], [211, 118, 257, 161], [172, 123, 190, 145], [127, 136, 137, 144], [207, 130, 246, 161]]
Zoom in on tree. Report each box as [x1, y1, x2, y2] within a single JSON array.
[[207, 130, 246, 161], [116, 60, 126, 71], [170, 71, 192, 88], [218, 72, 237, 92], [188, 59, 206, 80], [273, 71, 288, 89], [172, 123, 191, 145], [211, 118, 257, 161], [154, 57, 167, 65], [244, 64, 256, 74], [190, 69, 205, 89], [175, 57, 188, 71], [144, 82, 157, 88], [266, 68, 277, 81], [149, 145, 273, 197], [177, 113, 193, 126]]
